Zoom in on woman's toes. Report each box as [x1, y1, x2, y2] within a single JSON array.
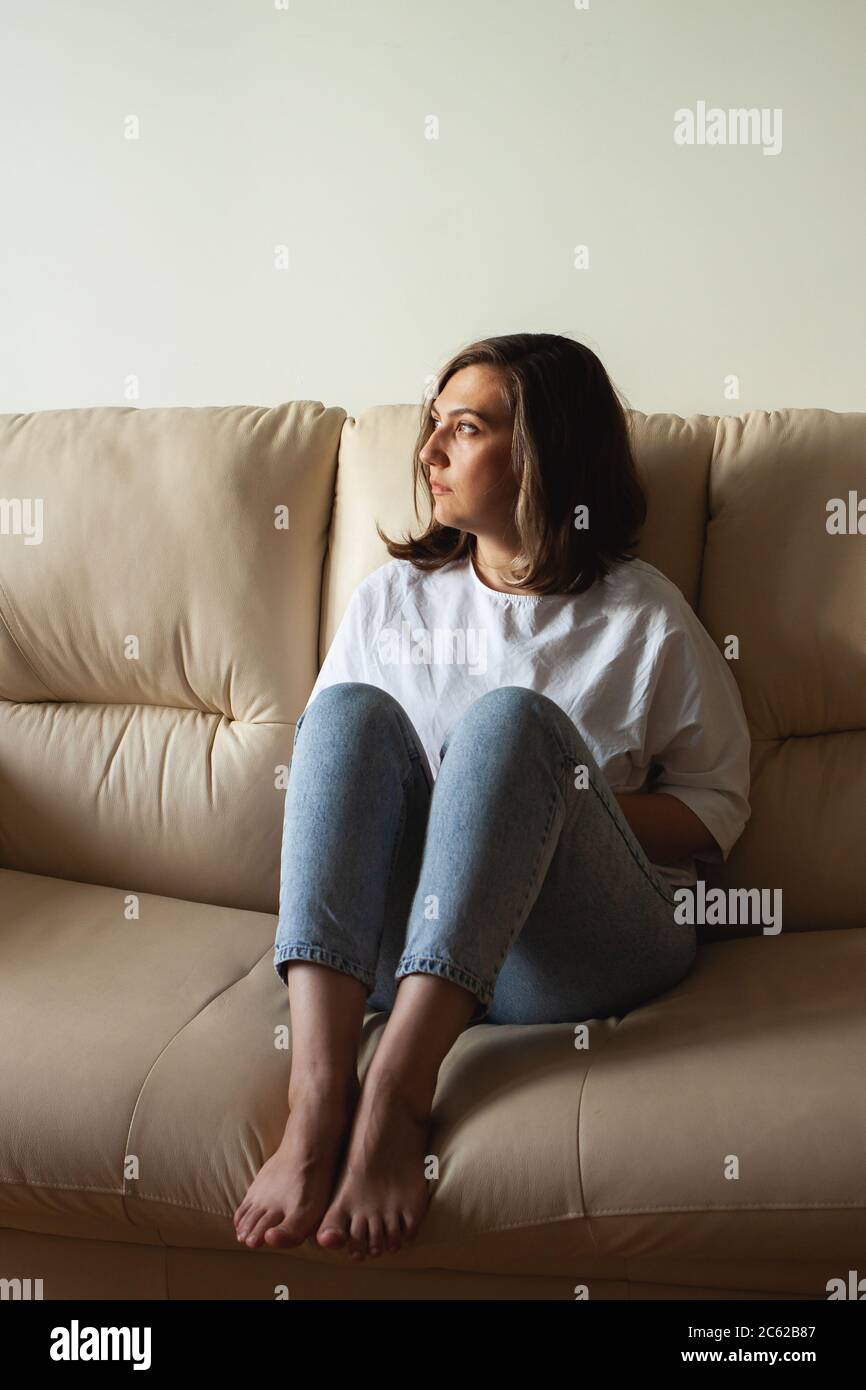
[[384, 1212, 402, 1252], [315, 1207, 348, 1249], [233, 1200, 252, 1234], [401, 1210, 420, 1241], [235, 1204, 260, 1241], [348, 1213, 369, 1259], [367, 1216, 384, 1257], [263, 1219, 305, 1250], [316, 1228, 345, 1249], [244, 1209, 281, 1249]]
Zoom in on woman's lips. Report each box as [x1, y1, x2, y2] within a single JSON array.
[[431, 484, 451, 493]]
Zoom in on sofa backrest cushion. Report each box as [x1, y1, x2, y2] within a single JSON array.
[[0, 401, 344, 912], [700, 408, 865, 930]]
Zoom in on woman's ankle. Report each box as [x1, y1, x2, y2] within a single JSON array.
[[288, 1069, 360, 1113], [364, 1059, 437, 1118]]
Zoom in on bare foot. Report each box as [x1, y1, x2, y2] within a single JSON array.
[[314, 1071, 433, 1259], [233, 1077, 360, 1251]]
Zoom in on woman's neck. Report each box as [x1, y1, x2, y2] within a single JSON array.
[[472, 539, 536, 595]]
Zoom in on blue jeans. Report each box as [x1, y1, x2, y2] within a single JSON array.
[[273, 682, 696, 1026]]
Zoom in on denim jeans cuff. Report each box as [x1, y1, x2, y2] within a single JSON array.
[[395, 952, 493, 1017], [273, 943, 376, 992]]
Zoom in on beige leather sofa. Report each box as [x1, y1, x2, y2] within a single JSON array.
[[1, 400, 863, 1301]]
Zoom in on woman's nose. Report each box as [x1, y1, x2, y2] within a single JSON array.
[[421, 442, 446, 468]]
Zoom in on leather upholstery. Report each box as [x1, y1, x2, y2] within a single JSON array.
[[0, 402, 344, 911], [1, 401, 863, 1300]]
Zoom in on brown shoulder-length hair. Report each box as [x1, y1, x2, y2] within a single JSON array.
[[376, 332, 647, 595]]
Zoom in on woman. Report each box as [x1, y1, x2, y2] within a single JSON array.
[[233, 333, 751, 1263]]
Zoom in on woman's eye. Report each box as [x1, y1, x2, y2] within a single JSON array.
[[431, 418, 475, 434]]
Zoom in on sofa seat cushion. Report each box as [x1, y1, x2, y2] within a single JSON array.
[[3, 866, 865, 1274], [576, 926, 866, 1263], [0, 868, 278, 1245], [126, 924, 866, 1271]]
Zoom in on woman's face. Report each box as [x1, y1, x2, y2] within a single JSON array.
[[419, 364, 518, 538]]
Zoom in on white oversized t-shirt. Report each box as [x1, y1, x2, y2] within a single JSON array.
[[301, 551, 752, 891]]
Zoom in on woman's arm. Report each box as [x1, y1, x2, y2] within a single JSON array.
[[621, 600, 752, 870], [613, 790, 720, 866]]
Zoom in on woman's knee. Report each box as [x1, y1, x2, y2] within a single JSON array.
[[296, 682, 425, 779], [302, 681, 405, 738], [448, 685, 588, 760]]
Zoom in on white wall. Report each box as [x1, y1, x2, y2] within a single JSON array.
[[1, 0, 863, 418]]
